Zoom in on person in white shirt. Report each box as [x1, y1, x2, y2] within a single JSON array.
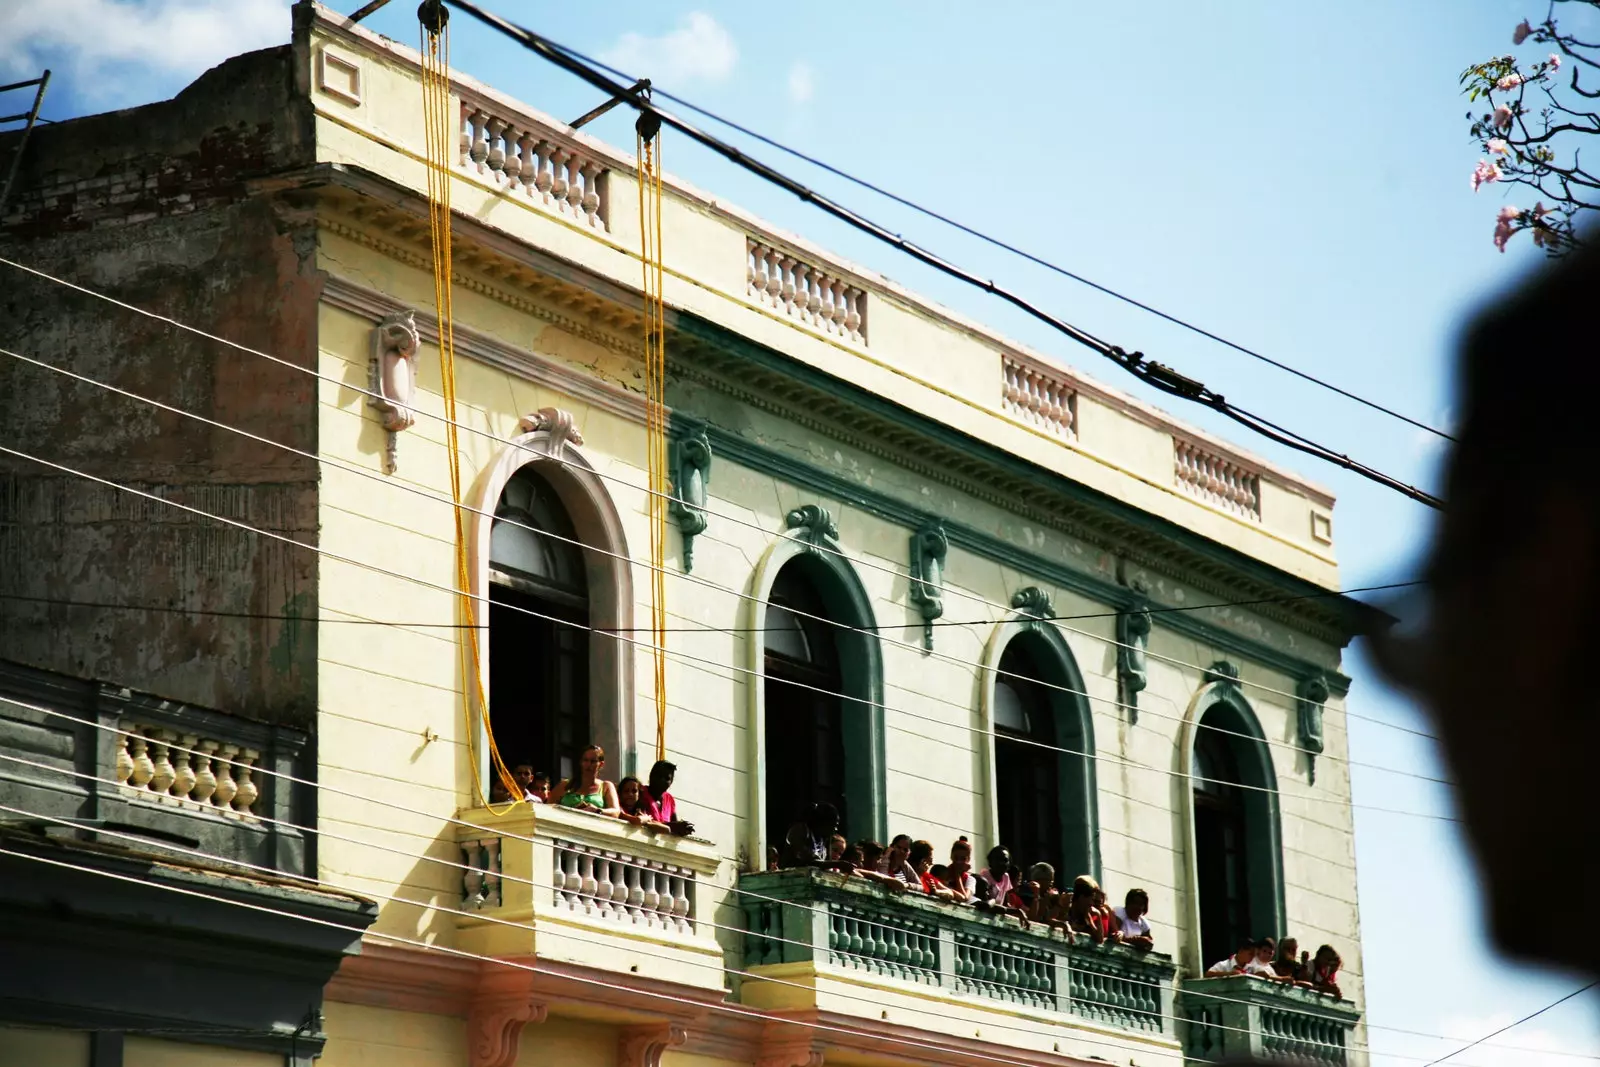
[[1113, 888, 1154, 948], [1206, 937, 1258, 976], [1248, 935, 1291, 979]]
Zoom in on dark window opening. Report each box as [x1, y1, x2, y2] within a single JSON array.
[[763, 562, 846, 848], [487, 468, 589, 788], [1193, 722, 1249, 968], [994, 639, 1063, 874]]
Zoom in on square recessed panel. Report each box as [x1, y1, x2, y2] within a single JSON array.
[[1310, 511, 1333, 545], [318, 47, 362, 106]]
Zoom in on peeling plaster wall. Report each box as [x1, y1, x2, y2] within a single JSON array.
[[0, 45, 323, 726]]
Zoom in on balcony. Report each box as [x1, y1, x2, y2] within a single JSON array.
[[1179, 976, 1362, 1066], [738, 869, 1180, 1057], [451, 802, 725, 990]]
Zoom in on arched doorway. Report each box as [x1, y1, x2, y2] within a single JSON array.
[[988, 628, 1098, 880], [487, 467, 589, 785], [1184, 684, 1285, 972], [763, 561, 848, 850], [745, 517, 885, 864]]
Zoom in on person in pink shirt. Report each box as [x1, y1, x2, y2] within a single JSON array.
[[643, 760, 695, 837]]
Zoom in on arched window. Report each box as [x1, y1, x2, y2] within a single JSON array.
[[989, 629, 1097, 880], [757, 551, 883, 852], [1187, 688, 1285, 970], [488, 467, 588, 785]]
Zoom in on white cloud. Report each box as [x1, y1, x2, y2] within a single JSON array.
[[0, 0, 289, 100], [787, 61, 815, 104], [599, 12, 737, 87]]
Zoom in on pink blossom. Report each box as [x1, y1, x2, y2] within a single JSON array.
[[1472, 159, 1504, 191], [1497, 72, 1524, 91], [1513, 19, 1532, 44], [1494, 204, 1521, 253], [1532, 201, 1552, 218], [1493, 105, 1514, 129], [1487, 138, 1510, 155], [1549, 53, 1562, 71]]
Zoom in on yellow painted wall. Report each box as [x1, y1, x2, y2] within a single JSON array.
[[0, 1027, 87, 1067], [321, 1002, 468, 1067], [123, 1037, 282, 1067], [304, 8, 1365, 1061]]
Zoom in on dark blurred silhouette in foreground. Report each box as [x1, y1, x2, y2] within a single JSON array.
[[1369, 239, 1600, 980]]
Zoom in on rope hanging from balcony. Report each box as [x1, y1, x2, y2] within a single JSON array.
[[420, 0, 519, 812], [637, 110, 670, 762]]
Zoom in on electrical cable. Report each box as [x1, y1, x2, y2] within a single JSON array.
[[0, 786, 1584, 1063], [0, 340, 1445, 777], [0, 256, 1433, 745], [0, 763, 1497, 1062], [1419, 980, 1599, 1067], [0, 444, 1460, 817], [439, 0, 1443, 511], [536, 34, 1454, 444]]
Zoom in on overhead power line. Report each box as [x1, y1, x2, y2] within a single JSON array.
[[441, 0, 1444, 510], [0, 290, 1434, 743], [0, 438, 1457, 810], [540, 37, 1453, 443]]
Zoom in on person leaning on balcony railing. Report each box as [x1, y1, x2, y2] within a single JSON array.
[[617, 776, 672, 831], [551, 744, 622, 817], [1022, 862, 1067, 929], [972, 847, 1032, 928], [1273, 936, 1309, 981], [643, 760, 695, 837], [780, 802, 855, 871], [1112, 887, 1155, 949], [908, 840, 957, 900], [1065, 875, 1108, 943], [1307, 944, 1343, 998], [1206, 936, 1260, 976], [878, 834, 918, 884], [943, 837, 979, 901], [851, 839, 911, 892]]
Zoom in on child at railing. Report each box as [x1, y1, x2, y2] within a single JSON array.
[[943, 837, 978, 901], [1065, 875, 1107, 943], [852, 839, 910, 892], [617, 776, 670, 831], [1308, 944, 1343, 998], [908, 840, 956, 900]]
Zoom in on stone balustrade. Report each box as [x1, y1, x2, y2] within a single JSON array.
[[451, 802, 723, 986], [115, 724, 261, 817], [739, 868, 1176, 1035], [1179, 977, 1361, 1066], [746, 238, 867, 345], [1002, 352, 1077, 437], [1174, 437, 1263, 520], [459, 95, 609, 230]]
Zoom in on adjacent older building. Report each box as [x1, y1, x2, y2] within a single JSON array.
[[0, 4, 1370, 1066]]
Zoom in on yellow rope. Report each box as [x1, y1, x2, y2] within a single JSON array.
[[421, 13, 519, 813], [637, 127, 669, 762]]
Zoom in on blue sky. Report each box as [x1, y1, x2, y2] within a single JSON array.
[[5, 1, 1598, 1063]]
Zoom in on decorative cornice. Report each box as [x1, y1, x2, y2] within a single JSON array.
[[619, 1022, 689, 1067], [307, 173, 1361, 690]]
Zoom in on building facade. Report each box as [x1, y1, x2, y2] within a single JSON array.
[[0, 5, 1368, 1066]]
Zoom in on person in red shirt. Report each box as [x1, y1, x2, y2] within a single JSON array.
[[908, 840, 955, 900], [643, 760, 694, 837]]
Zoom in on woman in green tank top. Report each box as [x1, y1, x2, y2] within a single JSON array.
[[553, 744, 621, 816]]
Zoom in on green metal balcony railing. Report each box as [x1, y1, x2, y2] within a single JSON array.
[[1179, 976, 1362, 1066], [739, 868, 1178, 1034]]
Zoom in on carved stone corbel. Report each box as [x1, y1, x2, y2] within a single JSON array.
[[784, 504, 839, 549], [1297, 674, 1330, 785], [1010, 586, 1054, 632], [618, 1022, 688, 1067], [670, 420, 712, 572], [1203, 659, 1240, 689], [1117, 596, 1152, 724], [368, 309, 420, 474], [518, 406, 585, 460], [907, 519, 948, 651], [468, 997, 547, 1067]]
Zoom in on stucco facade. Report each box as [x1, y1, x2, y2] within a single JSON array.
[[0, 5, 1368, 1067]]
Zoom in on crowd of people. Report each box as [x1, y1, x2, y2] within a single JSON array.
[[771, 802, 1156, 948], [489, 743, 696, 837], [1205, 934, 1344, 998]]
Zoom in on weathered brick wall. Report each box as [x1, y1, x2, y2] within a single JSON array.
[[0, 44, 324, 726]]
